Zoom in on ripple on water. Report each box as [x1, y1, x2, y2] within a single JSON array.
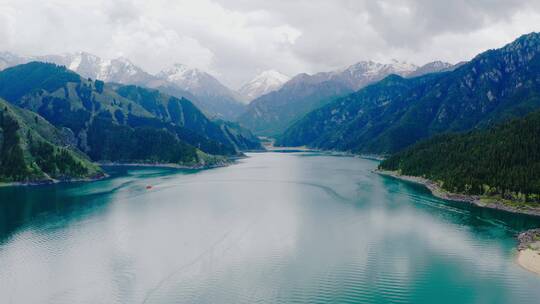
[[2, 154, 540, 304]]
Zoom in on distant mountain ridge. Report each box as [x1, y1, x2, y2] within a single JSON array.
[[310, 59, 419, 90], [36, 52, 156, 86], [238, 59, 453, 136], [154, 63, 246, 120], [0, 51, 455, 128], [278, 32, 540, 154], [156, 64, 236, 98], [0, 52, 245, 120], [407, 61, 454, 78]]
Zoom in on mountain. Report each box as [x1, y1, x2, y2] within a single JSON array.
[[407, 61, 454, 78], [0, 98, 103, 183], [116, 86, 247, 154], [379, 110, 540, 201], [34, 54, 208, 114], [37, 52, 156, 86], [155, 64, 245, 120], [0, 52, 29, 71], [156, 64, 235, 99], [278, 32, 540, 154], [0, 52, 246, 121], [0, 51, 156, 86], [214, 120, 264, 151], [237, 60, 421, 136], [0, 62, 260, 168], [238, 77, 353, 136], [321, 59, 419, 90], [239, 70, 290, 101]]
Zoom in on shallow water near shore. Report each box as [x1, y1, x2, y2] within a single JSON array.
[[1, 152, 540, 303]]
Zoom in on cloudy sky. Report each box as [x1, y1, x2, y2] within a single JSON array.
[[1, 0, 540, 88]]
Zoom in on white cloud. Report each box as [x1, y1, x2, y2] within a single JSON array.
[[1, 0, 540, 88]]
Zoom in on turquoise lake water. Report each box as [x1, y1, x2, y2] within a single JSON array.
[[1, 152, 540, 303]]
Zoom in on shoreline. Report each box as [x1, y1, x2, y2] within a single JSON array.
[[375, 169, 540, 217], [517, 229, 540, 275], [1, 155, 244, 188], [0, 172, 108, 188], [375, 169, 540, 275], [97, 152, 247, 170], [97, 159, 234, 170]]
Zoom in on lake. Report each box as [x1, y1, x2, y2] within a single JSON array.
[[1, 152, 540, 303]]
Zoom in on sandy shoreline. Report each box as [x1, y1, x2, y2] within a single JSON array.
[[517, 229, 540, 275], [517, 249, 540, 274]]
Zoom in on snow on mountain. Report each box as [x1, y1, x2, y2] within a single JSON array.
[[0, 52, 30, 71], [155, 63, 246, 120], [407, 60, 454, 77], [278, 59, 452, 93], [0, 52, 246, 120], [35, 52, 156, 85], [0, 50, 454, 122], [307, 60, 419, 90], [238, 60, 422, 136], [239, 70, 290, 102], [156, 63, 238, 98]]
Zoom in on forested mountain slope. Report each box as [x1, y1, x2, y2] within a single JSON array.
[[379, 110, 540, 201], [0, 62, 259, 167], [0, 98, 102, 183], [278, 33, 540, 154], [0, 52, 247, 121], [237, 60, 452, 136], [238, 78, 353, 136]]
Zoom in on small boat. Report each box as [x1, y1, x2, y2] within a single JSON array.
[[146, 185, 153, 190]]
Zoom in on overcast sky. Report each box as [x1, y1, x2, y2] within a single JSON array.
[[1, 0, 540, 88]]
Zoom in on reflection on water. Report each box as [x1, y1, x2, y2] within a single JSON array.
[[0, 152, 540, 304]]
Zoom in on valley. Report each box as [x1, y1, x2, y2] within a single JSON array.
[[2, 6, 540, 301]]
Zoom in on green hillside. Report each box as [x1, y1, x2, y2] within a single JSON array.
[[238, 79, 353, 136], [379, 110, 540, 202], [0, 62, 260, 169], [0, 98, 102, 183], [278, 33, 540, 154]]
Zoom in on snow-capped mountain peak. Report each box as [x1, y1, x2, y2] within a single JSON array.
[[253, 70, 290, 83], [388, 59, 418, 73], [407, 60, 454, 78], [239, 70, 290, 101], [307, 60, 419, 90], [25, 51, 155, 85], [157, 63, 241, 101], [157, 63, 206, 88]]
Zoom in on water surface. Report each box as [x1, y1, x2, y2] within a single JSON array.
[[1, 152, 540, 303]]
